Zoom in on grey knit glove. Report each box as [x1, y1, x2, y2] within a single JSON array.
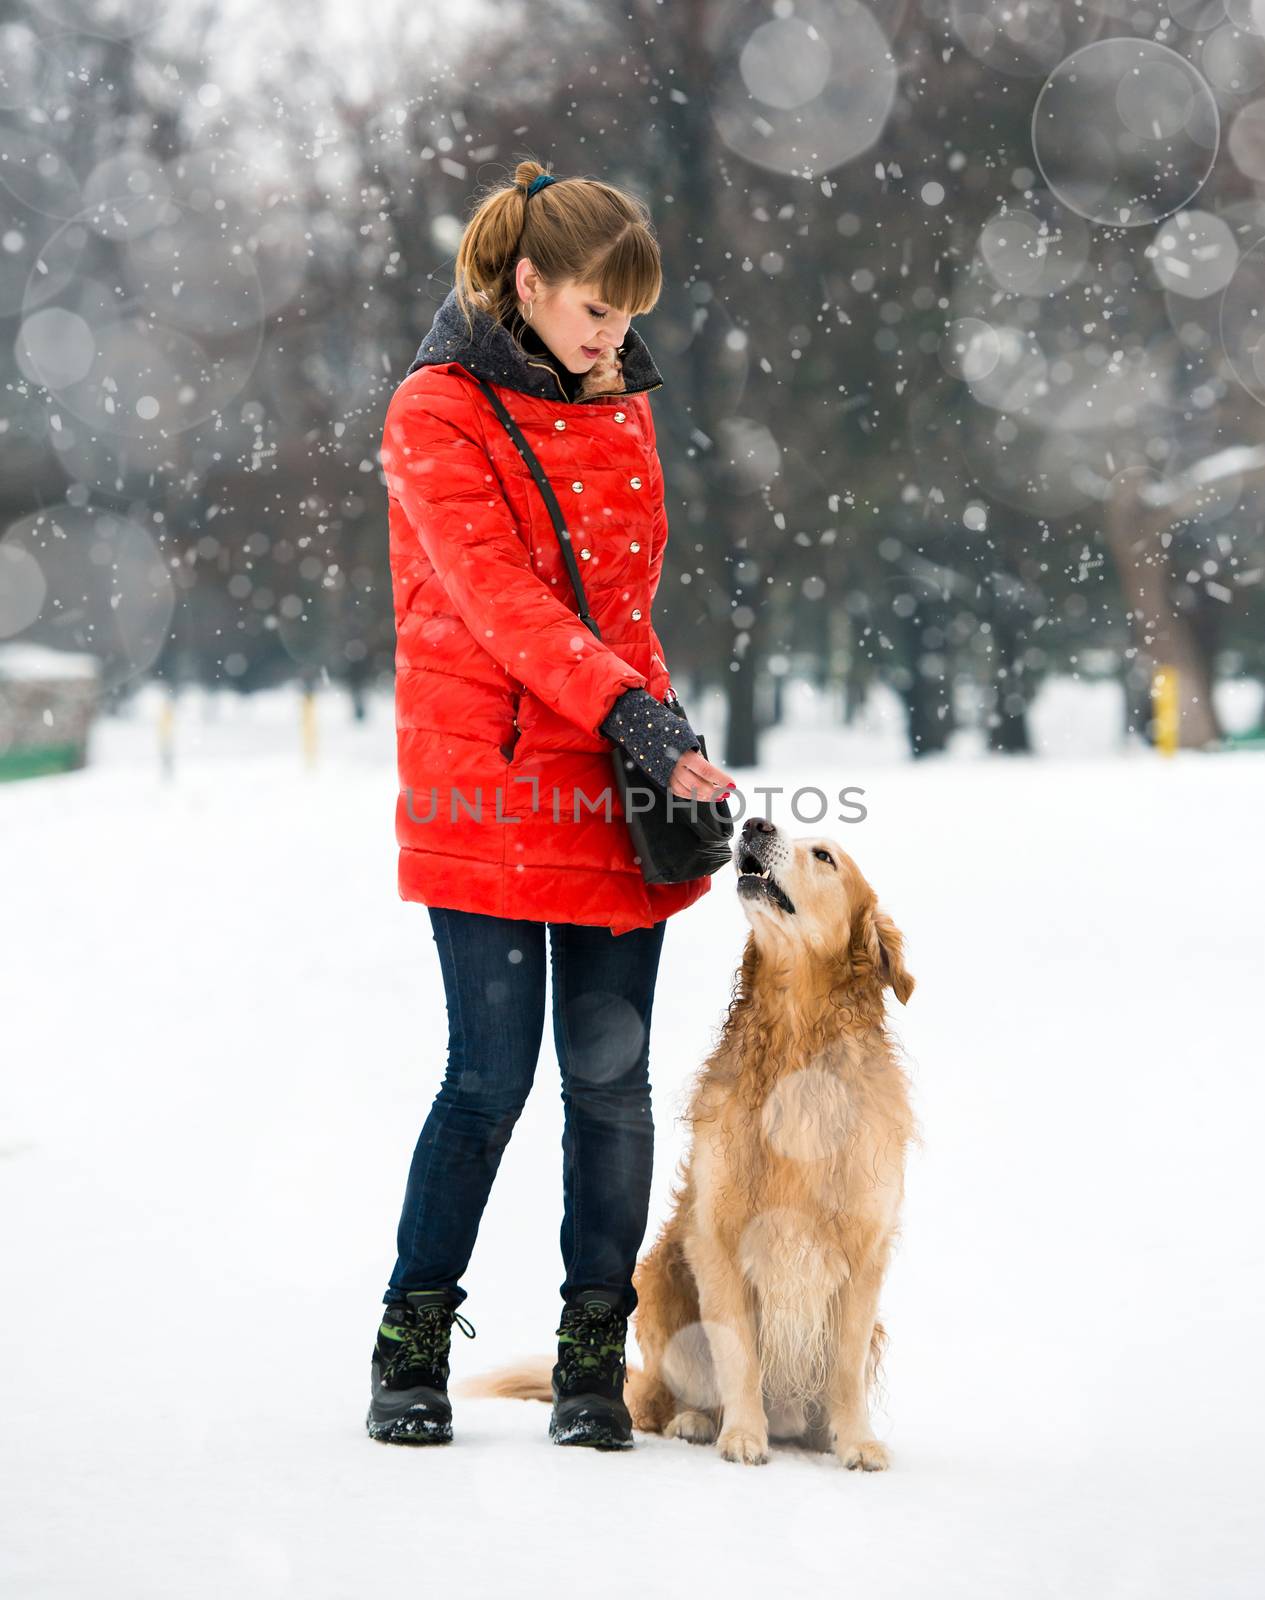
[[600, 686, 701, 790]]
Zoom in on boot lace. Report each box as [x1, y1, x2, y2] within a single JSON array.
[[555, 1302, 627, 1390], [384, 1305, 476, 1383]]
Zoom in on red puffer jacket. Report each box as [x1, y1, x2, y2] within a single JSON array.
[[381, 288, 711, 934]]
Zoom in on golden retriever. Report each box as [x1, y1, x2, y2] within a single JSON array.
[[458, 818, 919, 1469]]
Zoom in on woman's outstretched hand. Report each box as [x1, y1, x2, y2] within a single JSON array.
[[668, 748, 736, 802]]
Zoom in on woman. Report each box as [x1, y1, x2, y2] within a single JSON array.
[[371, 163, 735, 1450]]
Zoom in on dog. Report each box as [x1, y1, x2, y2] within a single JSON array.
[[458, 818, 919, 1469]]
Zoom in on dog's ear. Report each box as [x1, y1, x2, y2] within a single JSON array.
[[853, 900, 915, 1005], [876, 908, 915, 1004]]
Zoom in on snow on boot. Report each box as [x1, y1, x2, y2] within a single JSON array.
[[366, 1289, 476, 1445], [548, 1290, 634, 1450]]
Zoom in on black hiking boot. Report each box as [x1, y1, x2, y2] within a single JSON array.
[[366, 1289, 476, 1445], [548, 1289, 634, 1450]]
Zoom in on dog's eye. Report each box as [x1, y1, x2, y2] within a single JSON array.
[[813, 848, 835, 866]]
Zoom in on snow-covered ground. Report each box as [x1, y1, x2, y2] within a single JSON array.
[[2, 679, 1262, 1598]]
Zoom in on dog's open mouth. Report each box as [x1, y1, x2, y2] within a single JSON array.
[[736, 850, 796, 914]]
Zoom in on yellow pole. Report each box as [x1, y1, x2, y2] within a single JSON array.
[[301, 688, 318, 769], [1152, 666, 1179, 756]]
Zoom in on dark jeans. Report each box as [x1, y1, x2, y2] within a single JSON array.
[[384, 906, 667, 1318]]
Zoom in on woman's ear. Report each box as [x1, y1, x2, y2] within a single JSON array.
[[853, 900, 915, 1005]]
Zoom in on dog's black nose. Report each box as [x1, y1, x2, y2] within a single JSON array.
[[742, 817, 775, 836]]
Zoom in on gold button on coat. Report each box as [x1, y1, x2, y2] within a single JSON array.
[[580, 549, 591, 560], [571, 481, 583, 492], [631, 608, 642, 620], [613, 411, 626, 422], [554, 419, 566, 430], [629, 476, 642, 489], [629, 541, 640, 553]]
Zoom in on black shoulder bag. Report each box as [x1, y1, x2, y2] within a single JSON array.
[[473, 375, 734, 886]]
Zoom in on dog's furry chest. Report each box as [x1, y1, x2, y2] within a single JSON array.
[[685, 1098, 904, 1405], [689, 1063, 906, 1232], [692, 1105, 902, 1252], [681, 1062, 908, 1398]]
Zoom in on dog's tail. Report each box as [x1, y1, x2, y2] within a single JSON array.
[[454, 1356, 553, 1402], [454, 1357, 651, 1409]]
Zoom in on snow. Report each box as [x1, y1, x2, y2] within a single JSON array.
[[0, 643, 102, 683], [2, 682, 1262, 1598]]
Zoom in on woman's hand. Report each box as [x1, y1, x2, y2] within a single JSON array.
[[668, 748, 736, 801]]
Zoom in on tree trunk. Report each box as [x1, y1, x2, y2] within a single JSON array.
[[890, 609, 952, 757], [904, 672, 953, 758], [986, 610, 1032, 754], [1121, 656, 1152, 743], [725, 651, 758, 767], [1104, 467, 1222, 748]]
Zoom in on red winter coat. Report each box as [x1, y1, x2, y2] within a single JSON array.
[[381, 288, 711, 934]]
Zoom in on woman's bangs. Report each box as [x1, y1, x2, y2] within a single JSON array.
[[591, 231, 661, 319]]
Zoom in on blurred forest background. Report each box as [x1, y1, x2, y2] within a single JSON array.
[[3, 0, 1265, 765]]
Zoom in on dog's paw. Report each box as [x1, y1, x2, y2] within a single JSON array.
[[835, 1436, 890, 1471], [665, 1409, 717, 1445], [717, 1426, 769, 1465]]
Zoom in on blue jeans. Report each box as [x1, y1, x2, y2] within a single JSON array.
[[384, 907, 667, 1318]]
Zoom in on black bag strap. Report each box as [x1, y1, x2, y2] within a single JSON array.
[[473, 377, 730, 858], [473, 375, 602, 643]]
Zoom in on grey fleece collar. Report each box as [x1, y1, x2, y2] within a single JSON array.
[[406, 285, 664, 404]]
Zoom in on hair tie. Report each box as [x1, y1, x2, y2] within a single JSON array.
[[526, 173, 558, 198]]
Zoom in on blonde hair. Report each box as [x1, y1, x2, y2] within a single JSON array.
[[452, 158, 662, 341]]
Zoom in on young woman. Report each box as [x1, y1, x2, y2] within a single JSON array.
[[371, 163, 735, 1450]]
